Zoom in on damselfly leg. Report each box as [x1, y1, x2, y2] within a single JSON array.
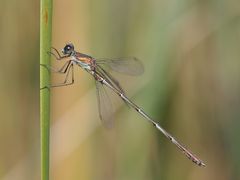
[[40, 47, 75, 89], [48, 47, 69, 60]]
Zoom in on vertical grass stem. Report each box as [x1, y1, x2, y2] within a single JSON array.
[[40, 0, 53, 180]]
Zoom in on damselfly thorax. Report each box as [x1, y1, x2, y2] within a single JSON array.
[[70, 52, 95, 71]]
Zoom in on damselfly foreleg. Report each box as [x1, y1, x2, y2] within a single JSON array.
[[48, 47, 69, 60]]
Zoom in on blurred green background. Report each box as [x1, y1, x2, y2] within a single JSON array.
[[1, 0, 240, 179]]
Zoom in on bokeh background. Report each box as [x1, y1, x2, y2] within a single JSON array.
[[0, 0, 240, 179]]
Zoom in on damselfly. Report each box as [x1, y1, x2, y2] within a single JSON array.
[[42, 43, 206, 167]]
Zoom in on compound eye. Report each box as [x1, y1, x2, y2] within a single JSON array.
[[66, 45, 71, 50], [64, 45, 71, 52], [62, 43, 74, 55]]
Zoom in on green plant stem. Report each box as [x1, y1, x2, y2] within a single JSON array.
[[40, 0, 52, 180]]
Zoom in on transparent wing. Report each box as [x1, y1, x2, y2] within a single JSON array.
[[96, 64, 125, 94], [95, 80, 115, 128], [96, 57, 144, 76]]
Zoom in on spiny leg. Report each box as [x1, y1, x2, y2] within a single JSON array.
[[40, 60, 71, 74], [40, 62, 75, 90], [40, 47, 72, 89], [48, 47, 69, 60], [51, 63, 74, 88]]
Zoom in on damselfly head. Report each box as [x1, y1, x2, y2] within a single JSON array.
[[62, 43, 74, 55]]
